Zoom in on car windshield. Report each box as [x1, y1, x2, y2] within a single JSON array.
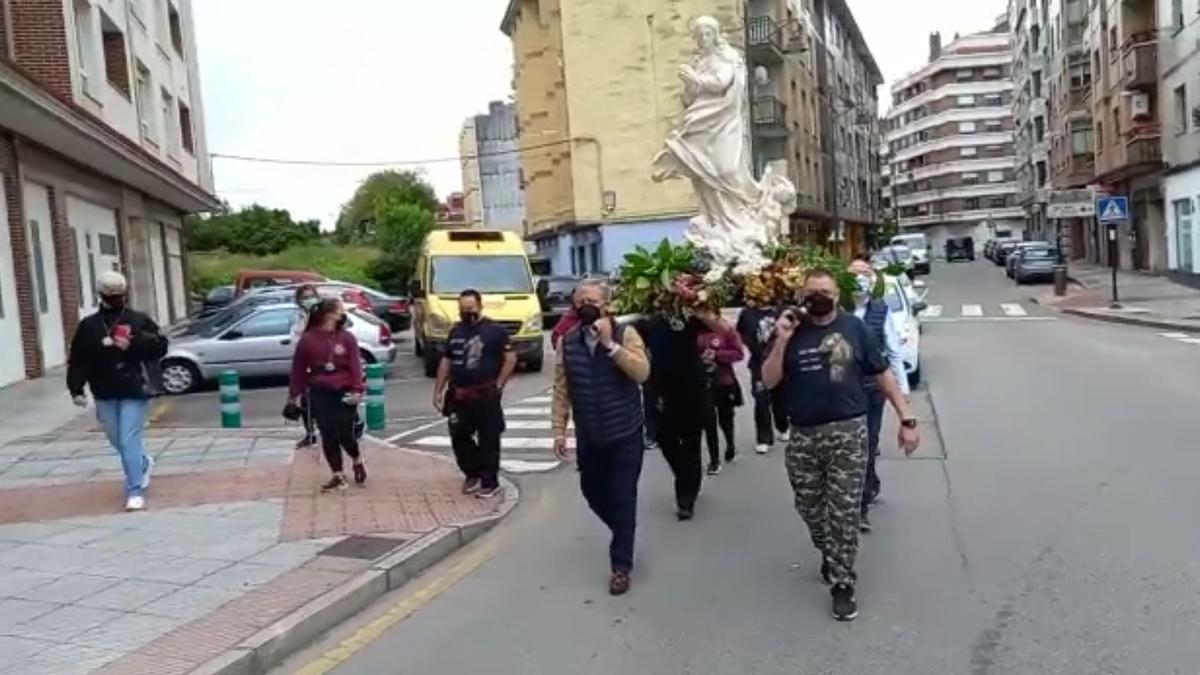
[[431, 256, 533, 295], [198, 303, 261, 338], [892, 235, 927, 249]]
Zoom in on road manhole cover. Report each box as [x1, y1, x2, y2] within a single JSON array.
[[318, 535, 407, 560]]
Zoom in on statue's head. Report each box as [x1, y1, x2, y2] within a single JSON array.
[[692, 16, 721, 51]]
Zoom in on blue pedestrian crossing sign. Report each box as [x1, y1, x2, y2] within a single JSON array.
[[1096, 196, 1129, 224]]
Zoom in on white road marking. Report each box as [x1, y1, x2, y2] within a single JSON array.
[[961, 304, 984, 317], [921, 317, 1058, 324], [520, 396, 553, 405], [1159, 332, 1190, 339], [1000, 303, 1027, 317], [385, 419, 445, 443], [506, 420, 572, 430], [503, 407, 552, 416], [920, 304, 943, 318], [412, 436, 576, 450], [1180, 338, 1200, 345], [500, 459, 562, 474]]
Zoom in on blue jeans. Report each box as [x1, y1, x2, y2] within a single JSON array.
[[95, 399, 150, 497]]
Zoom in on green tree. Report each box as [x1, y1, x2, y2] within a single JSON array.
[[365, 194, 436, 293], [335, 170, 438, 244], [184, 204, 320, 255]]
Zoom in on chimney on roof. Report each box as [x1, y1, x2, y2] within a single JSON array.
[[929, 32, 942, 62]]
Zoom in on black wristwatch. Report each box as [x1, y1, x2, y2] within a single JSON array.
[[900, 418, 918, 429]]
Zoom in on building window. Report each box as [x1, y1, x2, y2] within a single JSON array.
[[961, 146, 978, 157], [985, 120, 1004, 132], [72, 0, 99, 98], [989, 196, 1008, 208], [179, 102, 195, 154], [1033, 71, 1043, 98], [1070, 125, 1093, 154], [1035, 162, 1047, 186], [28, 220, 49, 313], [956, 95, 976, 107], [1034, 116, 1046, 142], [161, 88, 179, 155], [1174, 198, 1194, 271], [965, 197, 981, 210], [1096, 121, 1105, 151], [168, 2, 185, 54], [1109, 26, 1118, 58], [135, 61, 155, 142], [1174, 85, 1188, 135], [962, 172, 980, 185], [987, 170, 1005, 183], [983, 67, 1002, 79], [100, 16, 130, 98], [1172, 0, 1185, 32], [1111, 107, 1120, 144], [956, 69, 974, 81], [959, 121, 978, 133], [984, 94, 1003, 107]]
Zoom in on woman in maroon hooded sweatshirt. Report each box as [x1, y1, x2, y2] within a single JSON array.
[[697, 315, 745, 475], [289, 299, 366, 491]]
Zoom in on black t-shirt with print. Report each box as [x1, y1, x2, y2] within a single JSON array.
[[779, 311, 888, 428], [447, 319, 512, 386]]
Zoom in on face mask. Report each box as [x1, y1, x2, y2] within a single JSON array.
[[301, 297, 318, 310], [460, 311, 480, 325], [577, 304, 602, 326], [100, 294, 125, 311], [803, 293, 836, 318]]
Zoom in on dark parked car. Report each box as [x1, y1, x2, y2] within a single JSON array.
[[538, 276, 582, 327], [1006, 242, 1052, 278], [993, 240, 1022, 266], [195, 285, 235, 319], [1013, 247, 1059, 284], [945, 237, 975, 262], [361, 288, 412, 332]]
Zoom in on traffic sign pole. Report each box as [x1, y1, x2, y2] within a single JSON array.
[[1108, 224, 1120, 308], [1096, 196, 1128, 309]]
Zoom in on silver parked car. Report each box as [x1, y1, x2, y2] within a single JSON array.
[[159, 302, 396, 395]]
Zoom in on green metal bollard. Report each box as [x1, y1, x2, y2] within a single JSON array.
[[219, 370, 241, 429], [365, 363, 386, 432]]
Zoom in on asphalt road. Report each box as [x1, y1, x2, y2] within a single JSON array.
[[273, 261, 1200, 674]]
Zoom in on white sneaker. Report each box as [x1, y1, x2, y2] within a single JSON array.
[[777, 432, 790, 443], [755, 444, 770, 455], [125, 495, 146, 511], [140, 456, 155, 490]]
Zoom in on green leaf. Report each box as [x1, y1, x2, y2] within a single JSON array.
[[634, 277, 651, 290]]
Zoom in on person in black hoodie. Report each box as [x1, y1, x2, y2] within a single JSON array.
[[640, 309, 731, 520], [737, 300, 790, 454], [67, 272, 168, 511]]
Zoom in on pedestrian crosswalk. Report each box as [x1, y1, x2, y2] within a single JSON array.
[[409, 392, 566, 474], [918, 302, 1050, 322], [1158, 331, 1200, 346]]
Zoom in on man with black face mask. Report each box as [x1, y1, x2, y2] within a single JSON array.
[[433, 289, 517, 498], [67, 271, 168, 512], [551, 279, 650, 595], [762, 268, 919, 622]]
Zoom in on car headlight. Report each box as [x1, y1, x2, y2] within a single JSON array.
[[428, 313, 452, 334], [523, 313, 542, 333]]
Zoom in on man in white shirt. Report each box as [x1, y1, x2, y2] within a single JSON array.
[[848, 259, 910, 532]]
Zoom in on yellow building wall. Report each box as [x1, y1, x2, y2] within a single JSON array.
[[507, 0, 576, 236], [558, 0, 741, 225]]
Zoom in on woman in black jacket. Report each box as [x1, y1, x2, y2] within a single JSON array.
[[66, 272, 168, 512]]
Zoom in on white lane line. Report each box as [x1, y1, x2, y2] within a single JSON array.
[[520, 396, 553, 405], [1000, 303, 1028, 317], [920, 304, 943, 318], [921, 317, 1058, 324], [503, 407, 551, 416], [412, 436, 575, 450], [501, 459, 562, 474], [1180, 338, 1200, 345], [1159, 332, 1190, 339], [386, 419, 445, 443], [506, 420, 573, 430], [961, 304, 984, 317]]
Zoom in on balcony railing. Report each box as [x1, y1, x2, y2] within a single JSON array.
[[1125, 123, 1161, 164], [747, 16, 784, 63], [752, 95, 787, 137], [1121, 35, 1157, 91], [1067, 87, 1090, 113]]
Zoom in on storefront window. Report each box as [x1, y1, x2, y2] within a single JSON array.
[[1173, 198, 1194, 272]]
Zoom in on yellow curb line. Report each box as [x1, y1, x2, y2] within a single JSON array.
[[291, 540, 498, 675]]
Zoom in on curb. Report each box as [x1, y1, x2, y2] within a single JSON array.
[[191, 476, 519, 675], [1060, 307, 1200, 334]]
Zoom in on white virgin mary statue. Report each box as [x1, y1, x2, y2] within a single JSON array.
[[653, 15, 796, 275]]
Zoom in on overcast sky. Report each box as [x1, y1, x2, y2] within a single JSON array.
[[193, 0, 1007, 228]]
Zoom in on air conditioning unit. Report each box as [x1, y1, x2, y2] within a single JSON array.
[[1130, 93, 1151, 119]]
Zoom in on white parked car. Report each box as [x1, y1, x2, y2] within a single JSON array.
[[160, 302, 396, 395], [881, 276, 923, 386], [890, 233, 932, 275]]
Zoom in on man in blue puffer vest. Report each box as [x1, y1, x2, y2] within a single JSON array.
[[552, 279, 651, 596]]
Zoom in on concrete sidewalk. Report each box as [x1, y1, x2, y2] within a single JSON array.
[[1037, 262, 1200, 333], [0, 428, 515, 675]]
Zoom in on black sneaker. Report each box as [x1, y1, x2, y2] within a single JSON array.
[[295, 435, 317, 450], [820, 557, 834, 585], [352, 462, 367, 486], [676, 506, 694, 521], [462, 477, 481, 495], [859, 509, 873, 533], [724, 448, 737, 463], [831, 583, 858, 622], [320, 475, 348, 492], [476, 485, 502, 499], [707, 461, 722, 476]]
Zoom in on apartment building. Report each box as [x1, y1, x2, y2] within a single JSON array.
[[1086, 0, 1165, 271], [885, 22, 1023, 253], [1159, 0, 1200, 281], [458, 101, 526, 233], [879, 137, 894, 228], [0, 0, 217, 388], [1010, 0, 1053, 238]]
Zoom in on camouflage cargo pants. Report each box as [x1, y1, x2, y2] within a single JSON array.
[[784, 416, 867, 586]]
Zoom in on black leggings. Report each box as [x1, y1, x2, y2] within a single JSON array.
[[310, 388, 361, 473], [703, 384, 737, 465]]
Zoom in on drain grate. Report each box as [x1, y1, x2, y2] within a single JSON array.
[[318, 535, 407, 560]]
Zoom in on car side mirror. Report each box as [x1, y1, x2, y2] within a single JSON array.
[[912, 301, 928, 316], [221, 330, 243, 341], [408, 279, 425, 299], [536, 278, 550, 300]]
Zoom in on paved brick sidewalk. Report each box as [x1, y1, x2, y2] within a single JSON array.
[[0, 431, 507, 675]]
